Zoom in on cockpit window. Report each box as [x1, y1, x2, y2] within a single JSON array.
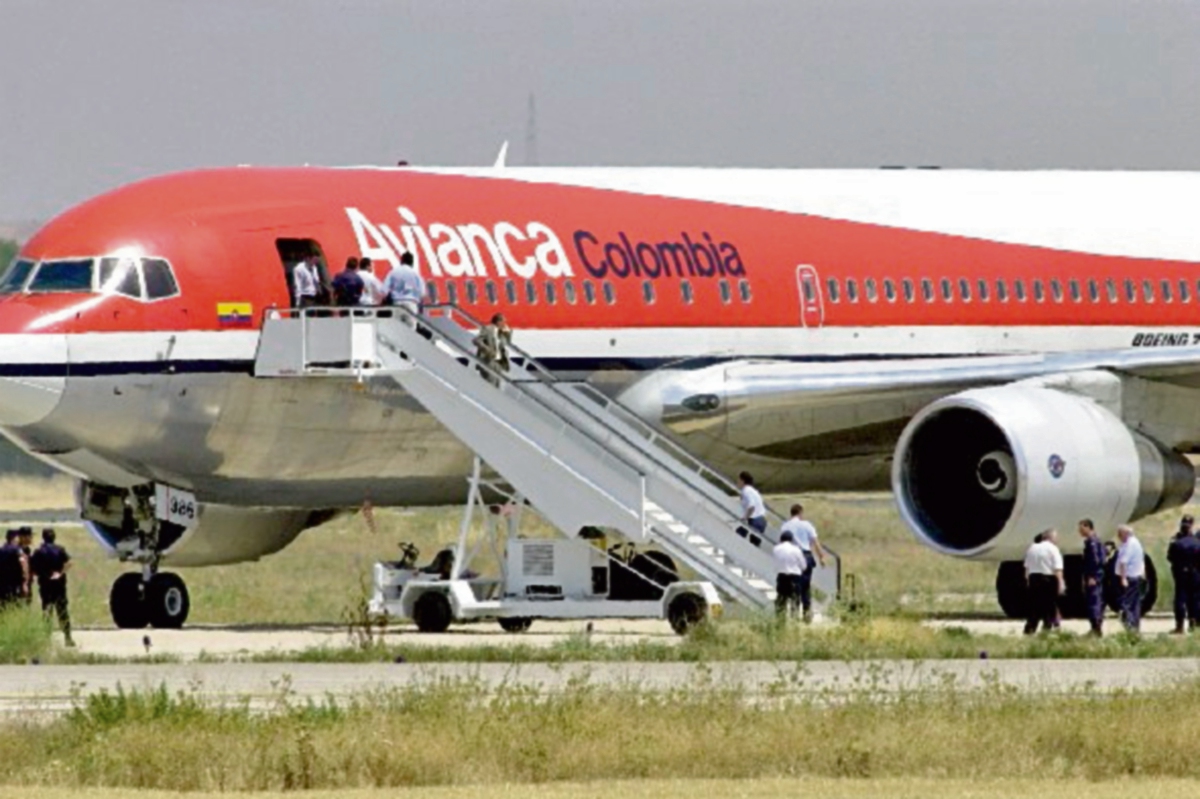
[[28, 259, 94, 293], [0, 259, 35, 294], [98, 257, 142, 298], [142, 258, 179, 300]]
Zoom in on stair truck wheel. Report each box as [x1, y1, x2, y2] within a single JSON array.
[[413, 591, 453, 633], [498, 617, 533, 634], [146, 572, 191, 629], [667, 592, 707, 635], [110, 572, 148, 629]]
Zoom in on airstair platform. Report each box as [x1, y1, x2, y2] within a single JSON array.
[[254, 306, 841, 614]]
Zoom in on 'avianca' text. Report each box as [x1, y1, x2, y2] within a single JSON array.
[[345, 207, 747, 281]]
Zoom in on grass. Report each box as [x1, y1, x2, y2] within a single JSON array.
[[2, 781, 1200, 799], [0, 603, 52, 662], [4, 678, 1200, 790]]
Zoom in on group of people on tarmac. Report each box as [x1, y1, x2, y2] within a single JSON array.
[[738, 471, 829, 623], [292, 252, 426, 315], [1024, 519, 1159, 637], [0, 527, 73, 646]]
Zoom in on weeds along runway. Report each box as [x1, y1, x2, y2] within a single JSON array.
[[3, 658, 1200, 717]]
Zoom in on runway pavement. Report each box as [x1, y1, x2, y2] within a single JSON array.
[[2, 658, 1199, 717]]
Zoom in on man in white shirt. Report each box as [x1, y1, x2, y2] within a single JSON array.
[[292, 256, 320, 308], [1116, 525, 1146, 632], [357, 257, 385, 306], [780, 503, 826, 622], [382, 251, 426, 321], [772, 531, 806, 619], [1023, 529, 1064, 634], [737, 471, 767, 547]]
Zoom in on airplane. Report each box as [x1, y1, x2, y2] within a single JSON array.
[[3, 164, 1199, 628]]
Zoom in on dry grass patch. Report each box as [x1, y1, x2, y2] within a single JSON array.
[[1, 780, 1200, 799], [0, 475, 74, 511]]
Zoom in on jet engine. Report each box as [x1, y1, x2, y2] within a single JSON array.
[[893, 385, 1194, 561]]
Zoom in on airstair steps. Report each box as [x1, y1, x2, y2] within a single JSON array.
[[254, 307, 841, 613]]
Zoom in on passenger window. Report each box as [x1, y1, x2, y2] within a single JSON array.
[[1069, 279, 1082, 303], [1033, 280, 1045, 303], [446, 281, 459, 305], [884, 278, 897, 302], [545, 282, 558, 305], [603, 281, 616, 305], [583, 280, 597, 305], [98, 257, 142, 299], [426, 282, 440, 304], [827, 278, 841, 303], [483, 280, 497, 304], [958, 278, 971, 302], [1106, 278, 1118, 303], [505, 280, 518, 304], [865, 278, 878, 303], [525, 281, 538, 305], [465, 281, 479, 304], [28, 258, 94, 293], [1142, 279, 1155, 303], [641, 281, 655, 304], [1161, 279, 1173, 303], [1180, 280, 1191, 303], [719, 279, 732, 304], [1050, 279, 1063, 303], [996, 279, 1008, 302], [1087, 279, 1099, 303], [681, 281, 694, 304], [921, 278, 934, 302], [0, 259, 35, 294], [738, 279, 752, 302], [902, 278, 915, 303], [846, 279, 859, 303], [940, 278, 953, 302], [1125, 279, 1136, 302], [1014, 280, 1027, 302], [977, 279, 989, 302], [564, 281, 577, 305]]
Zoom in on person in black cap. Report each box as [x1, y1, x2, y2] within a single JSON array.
[[1167, 514, 1200, 634], [30, 528, 73, 646], [0, 529, 29, 609]]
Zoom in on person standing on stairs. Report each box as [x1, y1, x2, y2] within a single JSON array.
[[738, 471, 767, 547]]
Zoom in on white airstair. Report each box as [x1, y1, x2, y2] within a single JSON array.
[[254, 305, 840, 614]]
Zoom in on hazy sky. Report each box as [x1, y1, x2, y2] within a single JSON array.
[[2, 0, 1199, 222]]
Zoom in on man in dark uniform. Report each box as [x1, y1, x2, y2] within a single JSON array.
[[331, 256, 364, 307], [29, 528, 73, 646], [1167, 515, 1200, 634], [1078, 519, 1106, 637], [0, 529, 29, 608]]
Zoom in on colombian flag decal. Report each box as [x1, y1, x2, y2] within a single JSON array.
[[217, 302, 254, 327]]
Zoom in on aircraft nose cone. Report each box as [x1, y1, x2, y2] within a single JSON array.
[[0, 334, 67, 427]]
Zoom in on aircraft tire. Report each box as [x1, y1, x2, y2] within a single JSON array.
[[110, 573, 148, 629], [146, 572, 190, 629], [498, 617, 533, 633], [413, 591, 453, 633], [995, 561, 1027, 620], [667, 592, 707, 636]]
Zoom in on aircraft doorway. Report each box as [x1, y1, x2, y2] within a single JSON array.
[[796, 265, 824, 328], [275, 238, 330, 307]]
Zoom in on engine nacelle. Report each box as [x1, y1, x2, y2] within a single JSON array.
[[893, 385, 1194, 560], [77, 481, 337, 567]]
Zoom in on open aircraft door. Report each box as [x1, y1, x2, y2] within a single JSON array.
[[796, 265, 824, 328]]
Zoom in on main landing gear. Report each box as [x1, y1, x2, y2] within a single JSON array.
[[996, 553, 1158, 620], [110, 569, 191, 629]]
